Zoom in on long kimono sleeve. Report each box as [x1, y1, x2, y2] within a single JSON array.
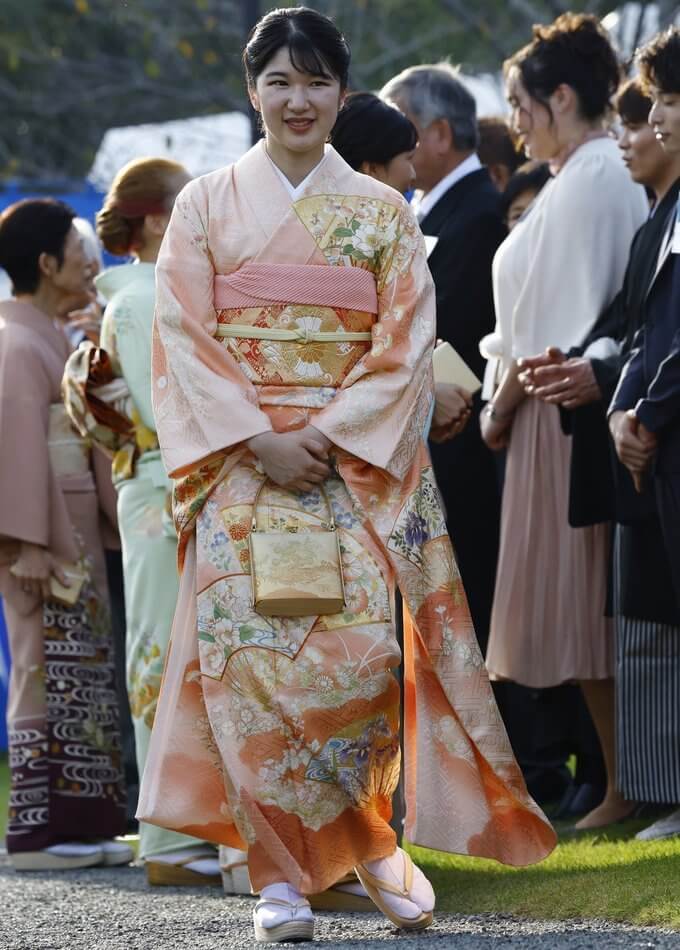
[[0, 334, 52, 546], [313, 201, 435, 479], [152, 180, 273, 477]]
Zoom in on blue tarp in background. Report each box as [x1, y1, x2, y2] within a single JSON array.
[[0, 179, 105, 230], [0, 601, 8, 752]]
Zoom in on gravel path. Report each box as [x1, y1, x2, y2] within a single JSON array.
[[0, 862, 677, 950]]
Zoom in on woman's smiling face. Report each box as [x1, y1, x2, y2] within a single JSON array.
[[250, 46, 344, 166]]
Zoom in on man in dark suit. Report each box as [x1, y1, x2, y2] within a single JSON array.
[[381, 64, 506, 653], [609, 28, 680, 612]]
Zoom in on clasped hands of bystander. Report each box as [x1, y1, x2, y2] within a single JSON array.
[[517, 346, 657, 491], [518, 346, 602, 408], [430, 382, 473, 443], [246, 425, 332, 492], [608, 410, 657, 493], [9, 541, 70, 600]]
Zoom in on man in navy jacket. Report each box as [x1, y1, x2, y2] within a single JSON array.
[[610, 27, 680, 607]]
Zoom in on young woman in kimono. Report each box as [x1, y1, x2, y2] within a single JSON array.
[[63, 159, 241, 887], [137, 7, 556, 942], [0, 199, 129, 870]]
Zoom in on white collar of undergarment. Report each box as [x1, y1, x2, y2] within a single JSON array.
[[413, 152, 481, 222], [267, 144, 330, 200]]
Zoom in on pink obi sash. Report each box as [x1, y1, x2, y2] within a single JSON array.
[[214, 262, 378, 314]]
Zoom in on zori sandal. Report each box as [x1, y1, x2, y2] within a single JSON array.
[[354, 847, 435, 930], [308, 870, 374, 912], [145, 847, 222, 886], [219, 844, 252, 895], [253, 883, 315, 943]]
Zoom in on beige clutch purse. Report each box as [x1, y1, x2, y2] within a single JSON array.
[[249, 480, 346, 618], [49, 564, 87, 606], [432, 341, 482, 393]]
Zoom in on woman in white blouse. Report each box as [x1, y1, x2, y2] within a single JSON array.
[[481, 13, 648, 829]]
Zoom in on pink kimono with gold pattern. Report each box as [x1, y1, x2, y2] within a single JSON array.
[[137, 141, 555, 893]]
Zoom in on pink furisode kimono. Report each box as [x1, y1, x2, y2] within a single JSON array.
[[137, 141, 556, 893]]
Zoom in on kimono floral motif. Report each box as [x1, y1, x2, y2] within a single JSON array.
[[138, 141, 556, 895], [174, 455, 228, 567], [195, 474, 393, 679], [376, 202, 425, 291], [305, 713, 400, 807], [388, 467, 448, 566], [294, 195, 400, 272], [257, 767, 350, 833], [197, 572, 317, 676], [128, 632, 164, 729]]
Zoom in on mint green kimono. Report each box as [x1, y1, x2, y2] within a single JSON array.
[[97, 263, 201, 859]]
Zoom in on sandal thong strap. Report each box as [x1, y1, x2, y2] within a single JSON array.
[[356, 850, 414, 899], [158, 850, 217, 868], [255, 896, 311, 916]]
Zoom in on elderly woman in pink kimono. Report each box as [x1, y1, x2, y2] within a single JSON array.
[[0, 198, 129, 870], [137, 7, 556, 943]]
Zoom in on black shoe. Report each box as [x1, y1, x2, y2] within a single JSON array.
[[551, 782, 578, 819], [551, 782, 605, 820], [566, 783, 604, 817]]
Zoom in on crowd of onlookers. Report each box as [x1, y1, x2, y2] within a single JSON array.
[[338, 16, 680, 845], [1, 9, 680, 888]]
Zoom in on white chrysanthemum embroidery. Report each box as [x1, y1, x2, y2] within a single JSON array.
[[294, 358, 323, 379], [294, 315, 322, 335]]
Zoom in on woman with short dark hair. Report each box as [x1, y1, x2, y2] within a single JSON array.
[[0, 199, 129, 870], [330, 92, 417, 194]]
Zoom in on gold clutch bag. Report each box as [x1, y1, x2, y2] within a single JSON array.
[[49, 563, 87, 606], [249, 480, 346, 618]]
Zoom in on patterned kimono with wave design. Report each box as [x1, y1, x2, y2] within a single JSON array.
[[0, 301, 126, 853], [137, 141, 556, 893]]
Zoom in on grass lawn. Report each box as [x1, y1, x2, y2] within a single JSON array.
[[0, 754, 678, 929], [411, 821, 680, 930]]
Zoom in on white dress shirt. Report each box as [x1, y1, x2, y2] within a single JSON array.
[[413, 153, 482, 222]]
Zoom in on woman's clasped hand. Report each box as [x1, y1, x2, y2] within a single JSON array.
[[246, 425, 332, 492], [9, 541, 70, 599], [518, 347, 602, 409]]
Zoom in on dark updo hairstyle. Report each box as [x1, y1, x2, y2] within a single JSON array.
[[637, 27, 680, 96], [505, 13, 621, 121], [243, 6, 350, 90], [0, 198, 75, 295], [330, 93, 418, 170], [615, 77, 652, 126], [501, 160, 552, 216]]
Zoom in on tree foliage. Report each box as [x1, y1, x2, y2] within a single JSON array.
[[0, 0, 675, 181]]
